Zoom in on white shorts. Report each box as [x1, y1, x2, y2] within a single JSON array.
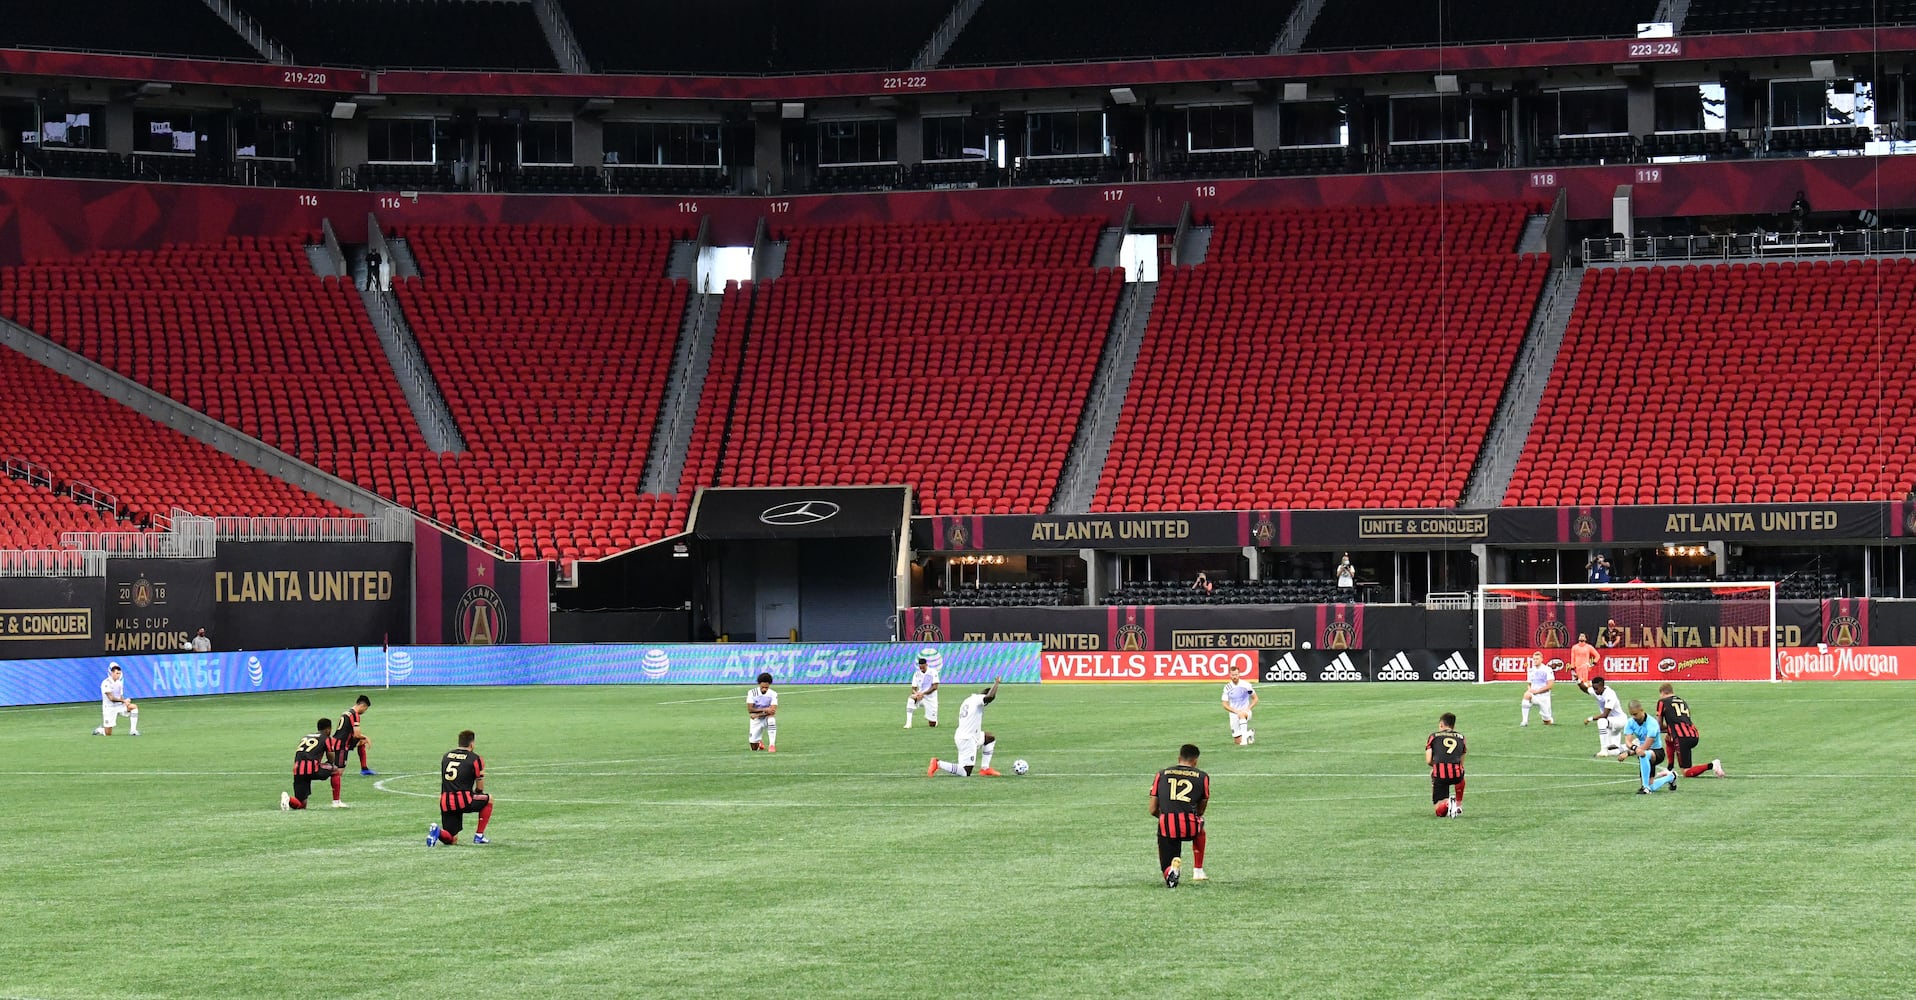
[[1228, 710, 1252, 736], [102, 703, 130, 726], [954, 734, 982, 768], [911, 691, 939, 720], [1525, 691, 1553, 714]]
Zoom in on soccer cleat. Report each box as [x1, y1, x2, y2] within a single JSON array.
[[361, 768, 377, 776], [93, 728, 104, 736], [1446, 797, 1459, 818], [1191, 868, 1208, 882], [1712, 759, 1725, 777], [979, 767, 1001, 776], [927, 757, 940, 777], [331, 800, 351, 808], [472, 833, 489, 845], [129, 731, 140, 737], [1245, 731, 1255, 745], [1165, 858, 1181, 889], [280, 792, 290, 811], [749, 742, 762, 752], [1543, 719, 1556, 725], [1635, 787, 1650, 795], [427, 822, 441, 847], [765, 745, 776, 754], [903, 724, 912, 729]]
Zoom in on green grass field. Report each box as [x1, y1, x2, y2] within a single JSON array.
[[3, 680, 1914, 999]]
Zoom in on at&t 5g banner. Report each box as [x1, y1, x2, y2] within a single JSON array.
[[0, 642, 1039, 706]]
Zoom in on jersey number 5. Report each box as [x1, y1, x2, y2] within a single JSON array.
[[444, 759, 461, 781], [1166, 777, 1194, 802]]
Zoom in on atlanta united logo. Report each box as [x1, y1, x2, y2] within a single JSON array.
[[131, 576, 155, 609], [1116, 622, 1147, 651], [1325, 620, 1356, 650], [1252, 514, 1276, 546], [1573, 513, 1597, 543], [914, 619, 944, 643], [1829, 614, 1861, 647], [1538, 620, 1569, 648], [945, 519, 970, 549], [455, 585, 508, 645]]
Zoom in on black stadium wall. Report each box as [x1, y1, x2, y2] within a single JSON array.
[[0, 542, 412, 658], [902, 601, 1845, 652]]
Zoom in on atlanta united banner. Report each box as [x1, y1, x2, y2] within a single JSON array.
[[414, 521, 549, 646]]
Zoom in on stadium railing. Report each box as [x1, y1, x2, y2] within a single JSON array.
[[0, 548, 105, 577], [1582, 228, 1916, 263]]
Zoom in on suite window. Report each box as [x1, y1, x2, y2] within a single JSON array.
[[366, 118, 439, 164], [1186, 104, 1254, 152], [1558, 88, 1629, 137], [1026, 110, 1106, 157], [923, 115, 989, 161], [602, 121, 723, 167]]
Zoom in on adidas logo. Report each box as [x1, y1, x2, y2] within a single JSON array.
[[1433, 651, 1476, 681], [1263, 653, 1309, 682], [1321, 652, 1365, 681], [1376, 652, 1422, 681]]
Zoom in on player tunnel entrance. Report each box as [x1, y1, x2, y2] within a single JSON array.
[[689, 486, 913, 642]]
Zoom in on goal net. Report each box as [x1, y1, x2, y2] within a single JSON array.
[[1477, 581, 1777, 683]]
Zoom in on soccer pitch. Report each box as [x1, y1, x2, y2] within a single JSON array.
[[4, 681, 1914, 999]]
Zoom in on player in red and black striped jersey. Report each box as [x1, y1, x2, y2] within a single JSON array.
[[280, 718, 344, 811], [1426, 713, 1467, 818], [334, 695, 374, 776], [1657, 683, 1724, 778], [1148, 744, 1211, 888], [428, 729, 493, 846]]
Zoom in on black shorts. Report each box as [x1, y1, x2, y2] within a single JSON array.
[[1431, 775, 1463, 803], [1156, 833, 1198, 870], [292, 770, 334, 802], [1670, 734, 1699, 768], [440, 792, 490, 835]]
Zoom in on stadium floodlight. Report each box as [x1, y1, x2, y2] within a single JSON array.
[[330, 101, 357, 120], [1476, 581, 1779, 683]]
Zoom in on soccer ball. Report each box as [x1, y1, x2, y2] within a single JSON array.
[[1012, 759, 1029, 775]]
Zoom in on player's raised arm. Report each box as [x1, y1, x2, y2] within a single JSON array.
[[981, 677, 1001, 704]]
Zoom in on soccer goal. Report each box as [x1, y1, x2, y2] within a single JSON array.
[[1476, 581, 1778, 683]]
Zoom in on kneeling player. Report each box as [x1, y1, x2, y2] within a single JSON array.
[[747, 672, 778, 752], [1622, 700, 1676, 793], [929, 678, 1001, 776], [94, 663, 140, 736], [1520, 652, 1554, 726], [335, 695, 374, 776], [1584, 676, 1627, 756], [428, 730, 493, 846], [1149, 744, 1211, 886], [281, 718, 344, 810], [1222, 676, 1257, 745], [1427, 712, 1466, 817], [1657, 683, 1725, 778]]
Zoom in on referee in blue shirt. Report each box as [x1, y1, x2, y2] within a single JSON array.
[[1623, 700, 1676, 794]]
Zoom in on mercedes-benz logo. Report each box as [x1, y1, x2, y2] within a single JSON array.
[[759, 500, 842, 526]]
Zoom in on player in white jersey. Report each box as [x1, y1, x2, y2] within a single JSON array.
[[94, 663, 140, 736], [905, 652, 941, 729], [746, 672, 778, 752], [928, 678, 1000, 777], [1221, 677, 1257, 745], [1520, 651, 1555, 726], [1583, 676, 1626, 756]]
